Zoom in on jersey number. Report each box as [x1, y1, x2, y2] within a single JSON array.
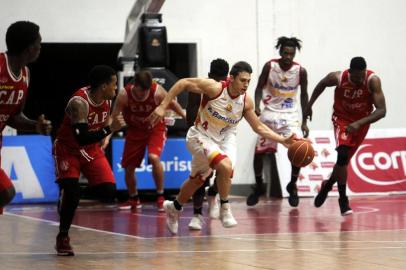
[[263, 95, 272, 105]]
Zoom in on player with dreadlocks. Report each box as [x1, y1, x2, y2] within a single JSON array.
[[247, 36, 309, 207]]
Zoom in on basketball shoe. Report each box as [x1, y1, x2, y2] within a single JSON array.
[[164, 200, 181, 234], [246, 183, 266, 206], [219, 203, 237, 228], [338, 197, 353, 216], [118, 198, 141, 210], [314, 180, 333, 207], [188, 214, 204, 230], [286, 182, 299, 207], [55, 234, 74, 256]]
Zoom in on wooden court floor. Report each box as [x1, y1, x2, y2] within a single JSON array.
[[1, 195, 406, 270]]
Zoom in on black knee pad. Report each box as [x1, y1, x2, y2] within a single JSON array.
[[336, 146, 350, 166], [93, 183, 116, 203]]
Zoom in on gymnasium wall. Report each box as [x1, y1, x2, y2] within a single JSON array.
[[1, 0, 405, 185]]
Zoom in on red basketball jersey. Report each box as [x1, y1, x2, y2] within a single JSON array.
[[122, 82, 165, 131], [55, 87, 111, 149], [0, 53, 30, 133], [333, 69, 374, 122]]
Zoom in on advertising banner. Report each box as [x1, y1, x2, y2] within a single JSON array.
[[112, 138, 192, 189], [1, 135, 58, 203], [276, 129, 406, 197]]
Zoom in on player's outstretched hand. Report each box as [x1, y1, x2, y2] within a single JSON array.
[[36, 114, 52, 135]]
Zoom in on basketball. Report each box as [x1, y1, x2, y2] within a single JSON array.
[[287, 140, 315, 167]]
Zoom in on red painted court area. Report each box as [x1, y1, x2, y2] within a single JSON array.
[[5, 195, 406, 238]]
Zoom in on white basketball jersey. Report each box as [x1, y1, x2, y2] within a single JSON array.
[[195, 80, 246, 143], [262, 59, 301, 113]]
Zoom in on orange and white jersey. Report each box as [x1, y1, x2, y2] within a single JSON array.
[[194, 80, 246, 143], [262, 59, 301, 113]]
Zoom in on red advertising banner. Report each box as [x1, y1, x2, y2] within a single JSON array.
[[348, 137, 406, 193], [276, 129, 406, 197]]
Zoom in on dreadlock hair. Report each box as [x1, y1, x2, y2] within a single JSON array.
[[6, 21, 40, 55], [350, 57, 367, 70], [133, 70, 153, 90], [275, 36, 302, 54], [209, 58, 229, 78], [88, 65, 116, 91]]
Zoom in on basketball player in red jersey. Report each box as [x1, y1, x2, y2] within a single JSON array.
[[53, 65, 125, 256], [0, 21, 52, 214], [112, 70, 185, 211], [247, 37, 309, 207], [305, 57, 386, 215]]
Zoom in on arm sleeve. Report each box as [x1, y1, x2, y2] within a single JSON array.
[[72, 123, 111, 146]]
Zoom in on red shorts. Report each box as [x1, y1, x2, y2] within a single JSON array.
[[332, 116, 370, 158], [121, 127, 167, 168], [0, 168, 13, 193], [53, 140, 115, 186]]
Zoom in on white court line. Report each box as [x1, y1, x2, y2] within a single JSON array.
[[0, 246, 405, 256], [4, 212, 146, 240], [228, 237, 406, 243], [5, 209, 406, 241]]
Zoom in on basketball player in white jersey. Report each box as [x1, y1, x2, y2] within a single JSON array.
[[247, 37, 309, 207], [148, 61, 296, 234]]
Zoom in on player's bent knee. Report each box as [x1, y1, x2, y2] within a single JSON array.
[[214, 160, 233, 178]]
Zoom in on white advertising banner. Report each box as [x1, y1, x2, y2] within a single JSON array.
[[277, 129, 406, 197]]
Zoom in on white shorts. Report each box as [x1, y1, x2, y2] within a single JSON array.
[[255, 110, 302, 154], [186, 126, 236, 180]]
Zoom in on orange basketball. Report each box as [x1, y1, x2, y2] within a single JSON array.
[[287, 140, 315, 167]]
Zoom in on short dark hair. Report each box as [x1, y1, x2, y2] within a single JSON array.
[[229, 61, 252, 77], [209, 58, 229, 78], [275, 36, 302, 53], [6, 21, 40, 55], [134, 70, 153, 89], [89, 65, 116, 90], [350, 57, 367, 70]]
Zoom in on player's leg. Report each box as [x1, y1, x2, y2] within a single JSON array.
[[282, 112, 302, 207], [82, 154, 118, 205], [56, 178, 80, 256], [188, 177, 209, 230], [314, 118, 348, 208], [147, 128, 166, 211], [119, 136, 146, 209], [247, 152, 266, 206], [336, 124, 369, 215], [213, 157, 237, 227], [53, 141, 80, 256], [286, 165, 300, 207]]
